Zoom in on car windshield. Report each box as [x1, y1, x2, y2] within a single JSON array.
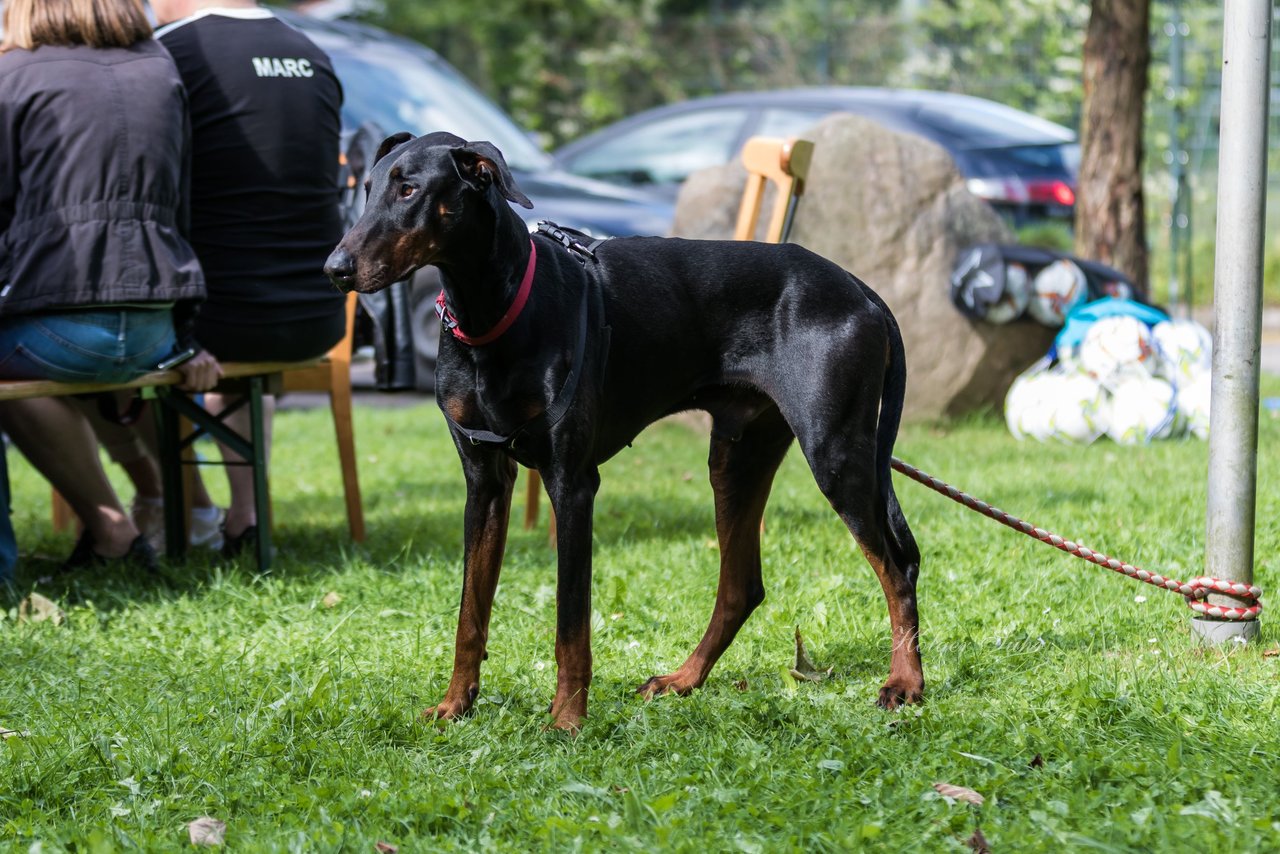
[[317, 38, 551, 173], [915, 99, 1075, 149]]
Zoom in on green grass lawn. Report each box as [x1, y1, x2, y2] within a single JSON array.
[[3, 381, 1279, 851]]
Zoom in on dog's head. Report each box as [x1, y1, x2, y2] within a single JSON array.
[[324, 132, 532, 293]]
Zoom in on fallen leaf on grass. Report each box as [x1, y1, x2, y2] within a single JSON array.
[[375, 843, 398, 853], [733, 679, 749, 692], [18, 593, 64, 626], [188, 816, 226, 847], [790, 627, 832, 682], [967, 827, 991, 853], [1029, 753, 1044, 769], [322, 591, 342, 609], [933, 782, 984, 806]]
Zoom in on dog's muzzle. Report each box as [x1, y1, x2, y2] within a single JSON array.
[[324, 247, 357, 292]]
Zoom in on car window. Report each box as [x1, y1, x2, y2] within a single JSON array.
[[318, 40, 551, 173], [916, 100, 1075, 149], [566, 108, 751, 186], [755, 108, 830, 139]]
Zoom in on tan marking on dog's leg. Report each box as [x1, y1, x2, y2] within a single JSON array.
[[856, 544, 924, 709], [424, 465, 515, 723]]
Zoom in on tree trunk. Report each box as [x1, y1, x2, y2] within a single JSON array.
[[1074, 0, 1151, 294]]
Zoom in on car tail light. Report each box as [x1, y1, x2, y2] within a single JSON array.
[[967, 177, 1076, 208], [1024, 179, 1076, 207]]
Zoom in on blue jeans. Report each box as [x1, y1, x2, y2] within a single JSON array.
[[0, 308, 178, 383], [0, 445, 14, 585]]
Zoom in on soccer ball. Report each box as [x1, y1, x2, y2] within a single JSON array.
[[1079, 315, 1157, 388], [1106, 375, 1179, 444], [1152, 319, 1212, 382], [985, 262, 1031, 325], [1099, 279, 1135, 301], [1028, 259, 1088, 327], [1005, 362, 1057, 441], [1046, 372, 1110, 444], [1006, 364, 1107, 444], [1177, 370, 1212, 439]]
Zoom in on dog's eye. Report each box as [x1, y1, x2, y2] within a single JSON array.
[[399, 183, 416, 199]]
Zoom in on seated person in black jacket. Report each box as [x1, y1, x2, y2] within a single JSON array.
[[0, 0, 208, 572]]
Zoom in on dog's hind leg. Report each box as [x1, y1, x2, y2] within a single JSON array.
[[795, 413, 924, 709], [424, 451, 518, 722], [639, 405, 794, 699]]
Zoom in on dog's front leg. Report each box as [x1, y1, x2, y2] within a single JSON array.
[[543, 465, 601, 733], [424, 452, 517, 723]]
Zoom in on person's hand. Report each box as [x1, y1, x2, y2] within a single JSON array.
[[178, 350, 223, 391]]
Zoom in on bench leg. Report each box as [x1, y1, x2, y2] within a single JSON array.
[[156, 383, 272, 572], [154, 392, 187, 562], [247, 377, 272, 573]]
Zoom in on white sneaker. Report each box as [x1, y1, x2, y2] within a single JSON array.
[[130, 498, 225, 552], [189, 506, 225, 551]]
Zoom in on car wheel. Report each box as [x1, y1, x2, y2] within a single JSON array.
[[408, 267, 443, 393]]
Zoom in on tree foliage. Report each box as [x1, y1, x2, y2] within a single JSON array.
[[904, 0, 1091, 128]]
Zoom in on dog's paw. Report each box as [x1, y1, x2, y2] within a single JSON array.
[[545, 711, 585, 735], [636, 673, 698, 700], [421, 691, 476, 724], [876, 679, 924, 710], [547, 692, 587, 735]]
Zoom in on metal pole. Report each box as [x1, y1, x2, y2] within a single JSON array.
[[1167, 1, 1187, 315], [1196, 0, 1271, 645]]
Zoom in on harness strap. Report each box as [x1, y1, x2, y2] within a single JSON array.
[[444, 275, 591, 449]]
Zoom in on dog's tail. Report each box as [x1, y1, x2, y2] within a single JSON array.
[[866, 287, 920, 567]]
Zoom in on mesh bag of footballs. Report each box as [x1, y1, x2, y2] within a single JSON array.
[[1006, 315, 1213, 445]]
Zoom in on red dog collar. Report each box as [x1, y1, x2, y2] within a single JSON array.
[[435, 240, 537, 346]]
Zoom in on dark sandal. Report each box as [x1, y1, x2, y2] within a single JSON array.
[[220, 524, 258, 559], [61, 531, 160, 575]]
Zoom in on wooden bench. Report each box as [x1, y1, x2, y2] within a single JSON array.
[[1, 357, 334, 572]]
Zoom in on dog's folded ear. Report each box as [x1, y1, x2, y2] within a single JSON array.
[[374, 132, 415, 165], [451, 141, 534, 209]]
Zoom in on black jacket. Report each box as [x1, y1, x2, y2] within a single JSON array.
[[0, 39, 205, 317]]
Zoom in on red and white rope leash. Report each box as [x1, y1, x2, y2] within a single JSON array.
[[891, 457, 1263, 621]]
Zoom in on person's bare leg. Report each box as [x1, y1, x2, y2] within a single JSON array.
[[203, 392, 274, 537], [0, 398, 140, 556], [76, 395, 163, 500], [80, 397, 218, 509]]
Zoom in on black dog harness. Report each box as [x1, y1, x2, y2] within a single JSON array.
[[440, 221, 606, 449]]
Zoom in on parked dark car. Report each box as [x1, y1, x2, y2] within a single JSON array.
[[281, 11, 673, 389], [552, 87, 1079, 227]]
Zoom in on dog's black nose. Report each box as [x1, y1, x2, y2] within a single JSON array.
[[324, 248, 356, 291]]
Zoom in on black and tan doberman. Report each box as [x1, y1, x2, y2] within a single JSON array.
[[325, 131, 922, 732]]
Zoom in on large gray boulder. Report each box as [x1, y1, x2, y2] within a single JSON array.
[[671, 113, 1056, 420]]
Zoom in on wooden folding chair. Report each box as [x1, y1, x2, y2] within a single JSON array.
[[521, 136, 816, 536], [279, 290, 365, 541], [733, 136, 815, 244]]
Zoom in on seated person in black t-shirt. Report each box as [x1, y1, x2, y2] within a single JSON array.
[[120, 0, 348, 554]]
